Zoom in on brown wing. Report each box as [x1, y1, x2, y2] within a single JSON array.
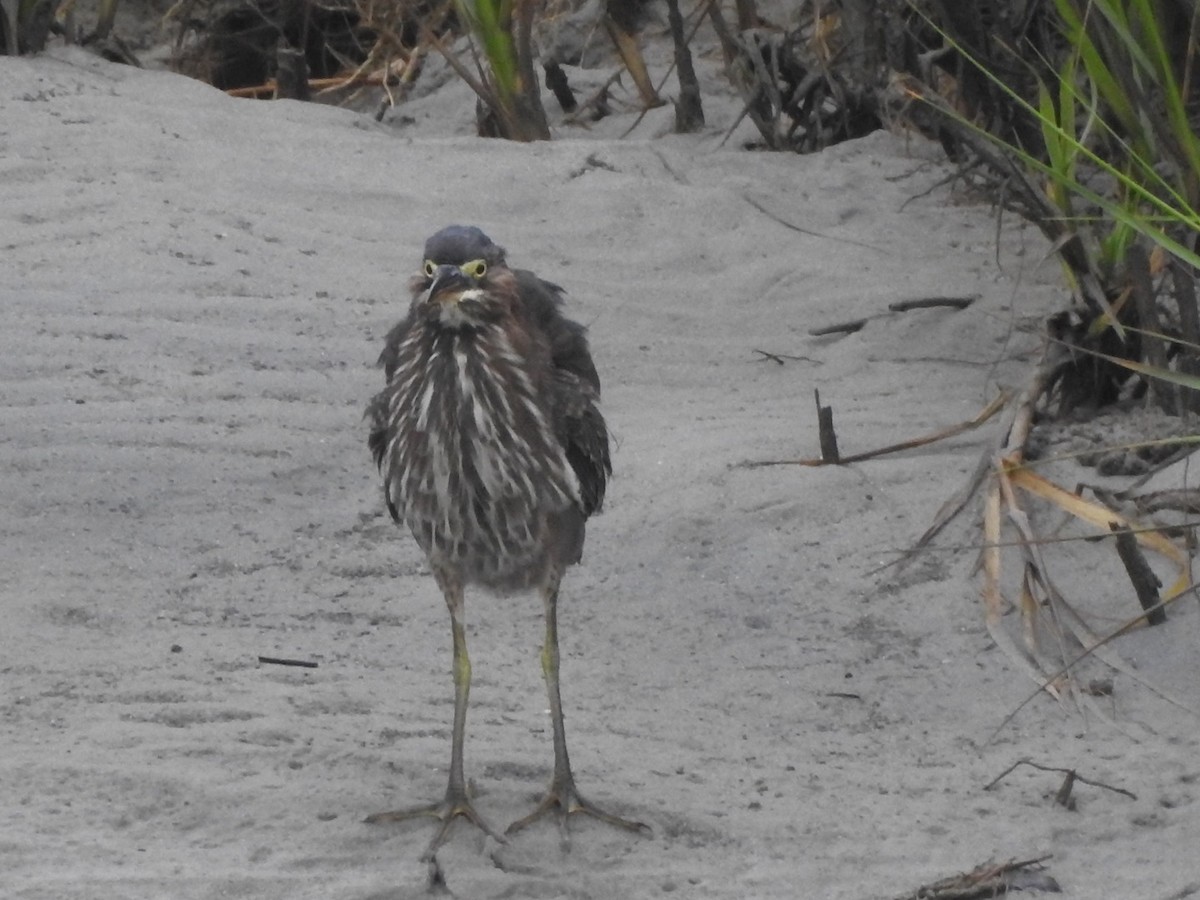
[[513, 270, 611, 517], [366, 315, 416, 523]]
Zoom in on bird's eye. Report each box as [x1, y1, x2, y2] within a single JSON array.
[[460, 259, 487, 279], [423, 260, 436, 278]]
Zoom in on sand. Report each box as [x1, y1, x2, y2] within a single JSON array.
[[2, 34, 1198, 900]]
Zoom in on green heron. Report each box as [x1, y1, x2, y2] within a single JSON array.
[[365, 226, 646, 858]]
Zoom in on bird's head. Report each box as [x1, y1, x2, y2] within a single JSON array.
[[411, 225, 515, 329]]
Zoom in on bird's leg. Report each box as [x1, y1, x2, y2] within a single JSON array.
[[506, 571, 648, 844], [365, 569, 505, 859]]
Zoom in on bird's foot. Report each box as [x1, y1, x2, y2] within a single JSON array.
[[365, 786, 505, 860], [506, 775, 649, 847]]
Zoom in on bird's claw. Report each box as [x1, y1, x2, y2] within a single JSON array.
[[506, 779, 649, 847], [365, 791, 506, 860]]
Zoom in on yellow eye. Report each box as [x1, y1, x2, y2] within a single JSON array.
[[423, 259, 436, 277], [460, 259, 487, 279]]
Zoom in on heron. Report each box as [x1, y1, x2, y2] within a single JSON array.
[[365, 225, 646, 857]]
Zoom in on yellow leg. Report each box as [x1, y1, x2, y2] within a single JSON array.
[[506, 571, 648, 845], [365, 568, 504, 859]]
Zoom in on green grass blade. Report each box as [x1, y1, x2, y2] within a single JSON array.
[[455, 0, 519, 103], [914, 3, 1200, 270], [1082, 347, 1200, 393]]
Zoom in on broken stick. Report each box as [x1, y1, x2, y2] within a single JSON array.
[[258, 655, 319, 669], [1110, 522, 1167, 626], [814, 389, 840, 463]]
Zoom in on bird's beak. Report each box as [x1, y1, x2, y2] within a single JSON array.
[[427, 265, 469, 305]]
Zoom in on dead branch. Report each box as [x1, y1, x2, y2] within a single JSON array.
[[984, 757, 1137, 800], [893, 855, 1058, 900], [744, 392, 1007, 468]]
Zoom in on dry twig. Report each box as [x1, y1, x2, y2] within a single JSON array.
[[744, 391, 1007, 468], [258, 655, 318, 668], [893, 855, 1058, 900], [984, 757, 1137, 800]]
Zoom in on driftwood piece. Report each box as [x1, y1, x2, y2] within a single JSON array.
[[893, 855, 1060, 900]]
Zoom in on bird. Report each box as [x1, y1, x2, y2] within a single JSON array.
[[365, 225, 646, 858]]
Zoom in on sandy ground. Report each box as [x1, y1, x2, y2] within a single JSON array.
[[3, 32, 1199, 900]]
